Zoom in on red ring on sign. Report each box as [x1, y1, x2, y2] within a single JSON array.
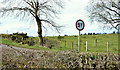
[[75, 19, 85, 31]]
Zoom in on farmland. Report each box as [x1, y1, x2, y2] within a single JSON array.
[[1, 34, 118, 54]]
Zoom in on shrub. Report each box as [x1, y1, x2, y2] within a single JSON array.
[[74, 35, 77, 37], [44, 39, 59, 49], [88, 33, 92, 35], [58, 35, 64, 40], [93, 33, 96, 35], [28, 38, 35, 46], [64, 35, 68, 36], [84, 33, 87, 35]]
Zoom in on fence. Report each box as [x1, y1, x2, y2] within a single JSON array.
[[56, 40, 118, 53], [0, 35, 2, 44], [86, 41, 110, 52], [0, 35, 2, 70]]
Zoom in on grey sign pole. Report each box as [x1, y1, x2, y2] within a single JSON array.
[[76, 19, 85, 52], [78, 30, 80, 52]]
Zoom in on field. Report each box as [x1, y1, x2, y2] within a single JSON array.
[[1, 34, 118, 54], [0, 34, 119, 69], [46, 34, 118, 54]]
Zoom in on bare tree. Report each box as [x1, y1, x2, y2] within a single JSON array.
[[0, 0, 64, 46], [87, 0, 120, 30]]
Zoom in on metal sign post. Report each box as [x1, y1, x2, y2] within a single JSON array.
[[76, 19, 85, 52], [78, 30, 80, 51]]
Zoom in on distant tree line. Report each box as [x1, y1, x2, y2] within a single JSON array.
[[64, 31, 117, 36]]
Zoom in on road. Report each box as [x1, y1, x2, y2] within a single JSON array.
[[0, 44, 26, 50], [0, 44, 40, 52]]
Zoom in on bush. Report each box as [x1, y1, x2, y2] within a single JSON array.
[[11, 36, 16, 41], [84, 33, 87, 35], [28, 38, 35, 46], [113, 31, 115, 34], [93, 33, 96, 35], [58, 35, 64, 40], [44, 39, 59, 49], [2, 33, 29, 44], [88, 33, 92, 35], [64, 35, 68, 36], [74, 35, 77, 37]]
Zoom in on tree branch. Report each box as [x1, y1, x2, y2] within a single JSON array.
[[112, 2, 120, 10], [110, 23, 118, 30], [40, 19, 62, 33], [1, 7, 36, 17], [23, 0, 35, 10], [0, 0, 64, 34], [40, 0, 48, 6], [104, 6, 120, 17]]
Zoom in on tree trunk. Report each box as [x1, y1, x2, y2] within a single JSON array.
[[35, 16, 43, 46]]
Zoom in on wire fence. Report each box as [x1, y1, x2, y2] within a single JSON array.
[[56, 40, 118, 53]]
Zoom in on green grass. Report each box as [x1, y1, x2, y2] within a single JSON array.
[[45, 34, 118, 54], [1, 34, 119, 54], [1, 38, 60, 52]]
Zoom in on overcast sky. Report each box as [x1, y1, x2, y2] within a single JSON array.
[[0, 0, 117, 37]]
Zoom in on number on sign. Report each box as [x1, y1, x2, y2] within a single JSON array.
[[76, 19, 85, 31], [78, 23, 82, 27]]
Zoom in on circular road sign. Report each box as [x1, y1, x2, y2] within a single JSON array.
[[76, 19, 85, 31]]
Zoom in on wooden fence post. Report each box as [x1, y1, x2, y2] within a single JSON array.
[[86, 41, 87, 52], [56, 42, 57, 47], [107, 42, 109, 52], [0, 35, 2, 44], [95, 39, 97, 47], [72, 41, 73, 50], [65, 40, 66, 48], [0, 36, 1, 70]]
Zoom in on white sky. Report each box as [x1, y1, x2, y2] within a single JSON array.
[[0, 0, 117, 37]]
